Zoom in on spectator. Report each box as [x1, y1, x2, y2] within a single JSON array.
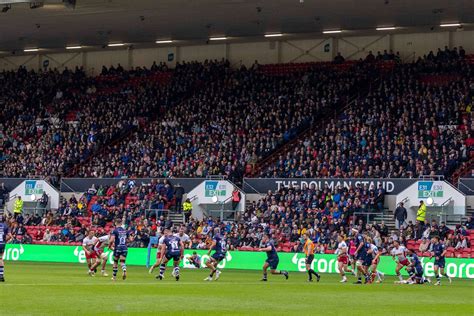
[[418, 237, 430, 252], [232, 188, 241, 210], [0, 183, 7, 208], [393, 202, 407, 229], [174, 184, 185, 212], [39, 192, 49, 209], [42, 229, 52, 242], [333, 52, 345, 64]]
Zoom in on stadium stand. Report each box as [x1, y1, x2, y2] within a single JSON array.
[[74, 61, 372, 182], [259, 50, 474, 179], [1, 47, 474, 259], [0, 60, 225, 184]]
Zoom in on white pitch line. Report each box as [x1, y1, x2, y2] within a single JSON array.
[[0, 281, 276, 286]]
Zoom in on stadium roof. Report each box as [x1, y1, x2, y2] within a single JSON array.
[[0, 0, 473, 52]]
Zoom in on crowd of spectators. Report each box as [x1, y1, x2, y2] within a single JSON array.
[[4, 180, 473, 257], [0, 60, 224, 184], [75, 62, 371, 182], [1, 47, 471, 184], [1, 47, 473, 257], [262, 48, 473, 178]]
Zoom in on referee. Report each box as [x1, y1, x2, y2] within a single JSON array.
[[303, 233, 321, 282]]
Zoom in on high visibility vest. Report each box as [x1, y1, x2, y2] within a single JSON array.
[[183, 202, 192, 213], [416, 204, 426, 222], [14, 199, 23, 214]]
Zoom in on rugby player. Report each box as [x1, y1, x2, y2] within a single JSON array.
[[0, 215, 12, 282], [89, 233, 110, 277], [335, 234, 350, 283], [366, 237, 384, 283], [149, 227, 166, 274], [430, 236, 452, 285], [109, 218, 130, 281], [82, 229, 98, 276], [352, 229, 368, 284], [361, 238, 373, 284], [157, 228, 184, 281], [405, 249, 430, 284], [188, 251, 202, 268], [174, 226, 191, 248], [259, 234, 289, 281], [204, 228, 227, 281], [391, 240, 409, 282]]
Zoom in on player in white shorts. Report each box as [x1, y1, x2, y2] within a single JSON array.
[[391, 240, 409, 282], [89, 234, 110, 276], [149, 229, 166, 274], [82, 229, 98, 276], [335, 235, 351, 282]]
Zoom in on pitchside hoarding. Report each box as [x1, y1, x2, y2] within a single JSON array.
[[243, 178, 417, 194], [60, 178, 202, 193], [3, 245, 473, 279]]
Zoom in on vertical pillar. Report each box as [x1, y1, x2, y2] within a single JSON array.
[[175, 46, 181, 63], [128, 46, 133, 70], [277, 40, 282, 64], [448, 31, 454, 49], [332, 37, 338, 60]]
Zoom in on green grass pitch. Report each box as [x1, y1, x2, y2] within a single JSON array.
[[1, 262, 473, 315]]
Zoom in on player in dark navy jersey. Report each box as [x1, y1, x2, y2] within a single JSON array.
[[430, 236, 452, 285], [361, 240, 373, 284], [0, 215, 12, 282], [406, 249, 430, 284], [259, 234, 288, 281], [108, 218, 130, 281], [352, 229, 367, 284], [205, 228, 227, 281], [157, 228, 184, 281]]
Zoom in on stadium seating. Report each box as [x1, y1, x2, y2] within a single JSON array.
[[74, 60, 373, 181], [0, 61, 222, 183], [2, 48, 473, 257], [259, 55, 473, 179]]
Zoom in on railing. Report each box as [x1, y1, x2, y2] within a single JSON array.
[[3, 206, 48, 217], [188, 195, 198, 202], [205, 209, 237, 222], [353, 211, 384, 225], [458, 180, 474, 194], [418, 175, 445, 181], [440, 197, 453, 207]]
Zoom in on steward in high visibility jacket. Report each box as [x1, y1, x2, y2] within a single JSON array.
[[416, 201, 426, 222], [183, 199, 192, 223], [14, 197, 23, 215]]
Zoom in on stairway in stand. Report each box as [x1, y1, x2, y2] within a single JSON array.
[[168, 212, 184, 226]]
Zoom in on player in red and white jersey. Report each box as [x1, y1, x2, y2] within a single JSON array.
[[366, 238, 385, 283], [82, 229, 98, 276], [148, 228, 166, 275], [390, 240, 409, 281], [90, 234, 110, 276], [335, 235, 351, 283]]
